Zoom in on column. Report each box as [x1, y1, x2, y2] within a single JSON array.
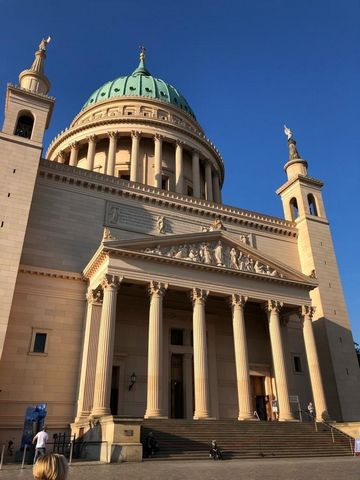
[[75, 287, 102, 421], [86, 135, 97, 171], [192, 150, 200, 198], [175, 140, 184, 194], [212, 172, 221, 203], [69, 142, 80, 167], [205, 161, 213, 201], [91, 274, 122, 416], [154, 134, 163, 188], [145, 281, 167, 418], [230, 294, 253, 420], [106, 131, 118, 176], [130, 130, 141, 182], [57, 150, 66, 164], [266, 300, 294, 421], [301, 305, 328, 421], [191, 288, 211, 419]]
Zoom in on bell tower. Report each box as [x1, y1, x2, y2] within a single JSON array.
[[276, 126, 360, 421], [0, 38, 55, 358]]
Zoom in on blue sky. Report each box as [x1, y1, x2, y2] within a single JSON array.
[[1, 0, 359, 340]]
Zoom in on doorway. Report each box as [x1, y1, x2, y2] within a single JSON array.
[[251, 375, 267, 421], [110, 366, 120, 415], [171, 354, 184, 418]]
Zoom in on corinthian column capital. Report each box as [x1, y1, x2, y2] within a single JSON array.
[[87, 134, 97, 143], [266, 299, 284, 314], [70, 141, 80, 150], [230, 294, 248, 308], [191, 288, 209, 304], [154, 133, 163, 142], [149, 281, 168, 297], [86, 287, 103, 305], [131, 130, 141, 139], [300, 305, 316, 322], [176, 139, 185, 148], [108, 131, 119, 139], [101, 274, 123, 290]]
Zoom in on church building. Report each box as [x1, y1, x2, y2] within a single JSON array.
[[0, 39, 359, 459]]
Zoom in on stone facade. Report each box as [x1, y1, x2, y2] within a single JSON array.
[[0, 42, 359, 460]]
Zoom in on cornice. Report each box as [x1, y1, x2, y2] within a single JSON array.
[[19, 264, 85, 281], [276, 174, 324, 195], [7, 83, 56, 102], [38, 159, 297, 238]]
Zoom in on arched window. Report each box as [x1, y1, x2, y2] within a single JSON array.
[[308, 194, 318, 216], [290, 197, 299, 221], [14, 113, 34, 139]]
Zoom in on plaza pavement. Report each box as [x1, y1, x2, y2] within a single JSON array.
[[1, 456, 359, 480]]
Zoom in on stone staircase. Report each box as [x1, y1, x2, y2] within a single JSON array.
[[141, 419, 353, 460]]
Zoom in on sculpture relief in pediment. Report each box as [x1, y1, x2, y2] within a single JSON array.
[[142, 240, 282, 278]]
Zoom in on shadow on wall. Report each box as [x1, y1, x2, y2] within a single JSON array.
[[313, 317, 360, 422]]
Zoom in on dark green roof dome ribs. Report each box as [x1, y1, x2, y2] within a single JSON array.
[[83, 49, 196, 119]]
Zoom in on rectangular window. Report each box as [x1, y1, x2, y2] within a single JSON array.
[[29, 328, 50, 355], [33, 333, 47, 353], [293, 355, 302, 373], [171, 329, 184, 346]]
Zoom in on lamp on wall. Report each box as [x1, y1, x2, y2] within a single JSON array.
[[128, 372, 136, 391]]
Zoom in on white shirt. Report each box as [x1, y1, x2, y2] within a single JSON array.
[[34, 431, 48, 448]]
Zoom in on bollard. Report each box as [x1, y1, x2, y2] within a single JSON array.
[[69, 440, 74, 466], [21, 444, 28, 469], [0, 445, 5, 470]]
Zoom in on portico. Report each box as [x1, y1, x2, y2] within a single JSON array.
[[74, 230, 327, 428]]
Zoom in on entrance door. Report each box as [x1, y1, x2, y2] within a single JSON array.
[[251, 375, 267, 421], [171, 354, 184, 418], [110, 366, 120, 415]]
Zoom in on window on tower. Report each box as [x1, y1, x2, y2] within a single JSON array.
[[14, 113, 34, 139], [307, 194, 318, 216], [290, 197, 299, 221]]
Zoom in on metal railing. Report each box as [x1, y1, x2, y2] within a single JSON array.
[[299, 409, 354, 454]]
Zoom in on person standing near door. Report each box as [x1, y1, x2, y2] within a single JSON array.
[[32, 426, 49, 463]]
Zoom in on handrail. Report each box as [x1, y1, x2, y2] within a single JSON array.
[[299, 409, 354, 454], [253, 411, 261, 421]]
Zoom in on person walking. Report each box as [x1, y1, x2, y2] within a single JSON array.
[[32, 426, 49, 463]]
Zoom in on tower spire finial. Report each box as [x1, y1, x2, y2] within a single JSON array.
[[19, 37, 52, 94], [284, 124, 301, 160], [139, 45, 146, 62]]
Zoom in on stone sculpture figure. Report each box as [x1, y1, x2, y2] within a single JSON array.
[[156, 215, 165, 234], [214, 241, 224, 266], [39, 36, 51, 51], [202, 243, 212, 264], [175, 245, 187, 259], [209, 216, 226, 231], [284, 125, 292, 140], [229, 247, 239, 269]]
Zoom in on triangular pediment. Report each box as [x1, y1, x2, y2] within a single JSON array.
[[101, 230, 316, 287]]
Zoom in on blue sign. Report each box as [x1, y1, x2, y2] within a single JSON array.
[[20, 404, 47, 449]]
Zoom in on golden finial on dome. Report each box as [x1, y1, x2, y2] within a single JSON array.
[[139, 45, 146, 62]]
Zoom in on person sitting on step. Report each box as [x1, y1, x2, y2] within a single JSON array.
[[209, 439, 223, 460]]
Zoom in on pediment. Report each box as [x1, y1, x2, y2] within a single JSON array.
[[102, 230, 316, 287]]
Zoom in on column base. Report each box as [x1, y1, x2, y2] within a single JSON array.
[[238, 414, 258, 421], [91, 407, 111, 416], [144, 413, 168, 419], [193, 414, 215, 420]]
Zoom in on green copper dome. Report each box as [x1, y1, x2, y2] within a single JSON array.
[[82, 53, 196, 119]]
